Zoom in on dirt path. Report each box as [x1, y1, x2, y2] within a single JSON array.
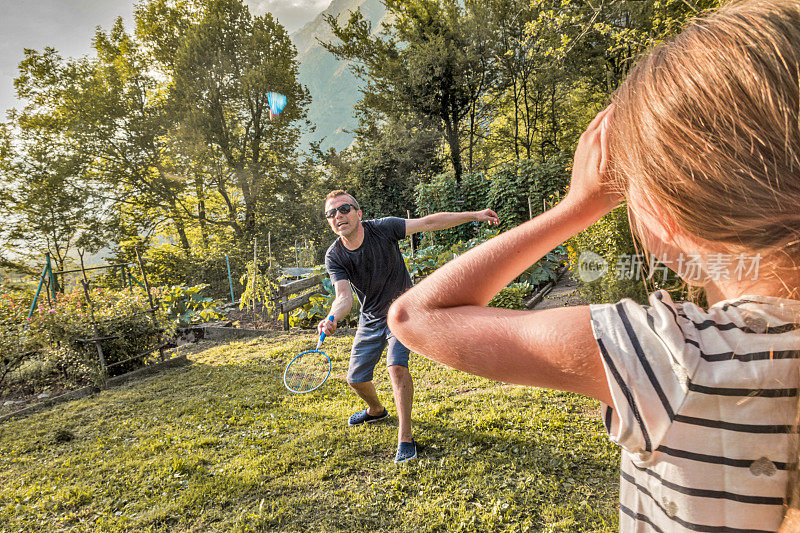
[[532, 272, 588, 310]]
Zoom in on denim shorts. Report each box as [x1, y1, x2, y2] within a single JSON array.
[[347, 318, 411, 383]]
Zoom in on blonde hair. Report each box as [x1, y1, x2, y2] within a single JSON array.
[[610, 0, 800, 259], [608, 0, 800, 517]]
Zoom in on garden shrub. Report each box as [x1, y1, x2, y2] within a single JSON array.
[[2, 288, 172, 389], [402, 228, 563, 291], [488, 283, 536, 309], [96, 243, 249, 302], [239, 261, 281, 317], [487, 155, 571, 231], [566, 203, 692, 305], [402, 227, 501, 279], [566, 205, 648, 305], [144, 245, 248, 302], [158, 285, 224, 327], [286, 273, 361, 329], [32, 289, 170, 380], [0, 288, 36, 384], [414, 171, 491, 246], [415, 156, 571, 247]]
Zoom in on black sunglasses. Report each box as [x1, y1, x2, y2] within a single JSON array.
[[325, 204, 358, 218]]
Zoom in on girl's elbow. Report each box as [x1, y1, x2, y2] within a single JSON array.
[[389, 294, 426, 346], [388, 296, 411, 335]]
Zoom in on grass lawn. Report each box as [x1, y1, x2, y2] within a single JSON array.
[[0, 330, 620, 532]]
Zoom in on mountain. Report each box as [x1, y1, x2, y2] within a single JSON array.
[[290, 0, 387, 153]]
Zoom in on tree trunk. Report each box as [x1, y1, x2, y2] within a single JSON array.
[[235, 167, 256, 234], [468, 99, 475, 174], [512, 77, 520, 160], [444, 113, 463, 184], [216, 176, 243, 238], [173, 217, 191, 253], [441, 90, 463, 184], [522, 71, 532, 159], [550, 81, 558, 154], [195, 174, 209, 249], [168, 198, 191, 253]]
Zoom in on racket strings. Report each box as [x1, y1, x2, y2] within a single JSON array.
[[285, 350, 330, 392]]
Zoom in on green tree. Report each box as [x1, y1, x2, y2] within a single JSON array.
[[0, 116, 103, 277], [325, 0, 494, 184], [347, 113, 444, 218], [13, 31, 195, 256], [138, 0, 311, 240]]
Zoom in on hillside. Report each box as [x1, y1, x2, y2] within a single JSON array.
[[291, 0, 387, 153]]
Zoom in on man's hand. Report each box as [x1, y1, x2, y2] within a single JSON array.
[[474, 209, 500, 225], [318, 317, 337, 336]]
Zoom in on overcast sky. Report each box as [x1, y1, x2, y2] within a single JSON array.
[[0, 0, 329, 118]]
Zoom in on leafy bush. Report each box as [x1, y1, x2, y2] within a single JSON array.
[[286, 272, 360, 329], [157, 285, 223, 327], [0, 289, 36, 384], [97, 244, 248, 302], [403, 227, 502, 279], [239, 261, 280, 316], [519, 250, 564, 286], [414, 156, 570, 247], [488, 283, 536, 310], [566, 203, 695, 306], [414, 172, 492, 245], [487, 155, 571, 231], [403, 228, 563, 290], [2, 288, 171, 388], [566, 205, 648, 305]]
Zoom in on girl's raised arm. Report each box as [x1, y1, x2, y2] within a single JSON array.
[[387, 106, 620, 404]]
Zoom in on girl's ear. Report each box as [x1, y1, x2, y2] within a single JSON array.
[[645, 200, 680, 245], [629, 190, 709, 253], [627, 190, 676, 245]]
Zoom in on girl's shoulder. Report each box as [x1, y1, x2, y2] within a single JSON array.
[[590, 289, 800, 381], [663, 290, 800, 338], [598, 289, 800, 336]]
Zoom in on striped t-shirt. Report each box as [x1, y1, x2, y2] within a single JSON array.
[[590, 290, 800, 532]]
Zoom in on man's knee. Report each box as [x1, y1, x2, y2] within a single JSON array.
[[387, 365, 410, 379]]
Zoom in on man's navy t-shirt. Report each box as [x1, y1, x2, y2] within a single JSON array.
[[325, 217, 412, 327]]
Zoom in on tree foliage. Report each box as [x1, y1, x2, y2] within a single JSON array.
[[324, 0, 493, 184], [2, 0, 320, 284], [0, 0, 722, 303]]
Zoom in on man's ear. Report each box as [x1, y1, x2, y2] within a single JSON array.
[[357, 209, 362, 221]]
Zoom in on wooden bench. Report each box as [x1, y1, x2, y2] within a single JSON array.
[[276, 274, 326, 331]]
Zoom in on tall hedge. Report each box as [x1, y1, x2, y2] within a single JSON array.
[[414, 155, 571, 246]]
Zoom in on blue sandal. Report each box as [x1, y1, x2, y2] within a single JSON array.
[[348, 408, 389, 426], [395, 439, 418, 463]]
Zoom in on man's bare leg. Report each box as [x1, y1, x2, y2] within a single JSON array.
[[349, 381, 385, 415], [388, 365, 413, 443]]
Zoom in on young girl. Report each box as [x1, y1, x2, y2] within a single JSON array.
[[387, 1, 800, 531]]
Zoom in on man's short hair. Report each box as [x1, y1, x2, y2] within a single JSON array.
[[325, 190, 360, 210]]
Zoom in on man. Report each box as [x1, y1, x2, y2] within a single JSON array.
[[318, 190, 499, 463]]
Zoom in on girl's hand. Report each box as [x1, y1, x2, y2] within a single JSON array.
[[564, 105, 622, 217]]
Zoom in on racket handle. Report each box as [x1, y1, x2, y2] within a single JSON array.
[[318, 314, 335, 348]]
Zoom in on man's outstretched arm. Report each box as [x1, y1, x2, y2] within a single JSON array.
[[405, 209, 499, 236]]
